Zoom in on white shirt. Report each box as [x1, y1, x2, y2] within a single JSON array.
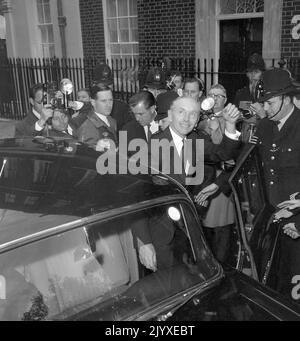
[[33, 109, 44, 132], [144, 121, 159, 140], [277, 106, 294, 131], [169, 127, 190, 174], [95, 112, 110, 127]]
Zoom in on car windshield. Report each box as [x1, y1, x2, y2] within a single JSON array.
[[0, 202, 219, 321]]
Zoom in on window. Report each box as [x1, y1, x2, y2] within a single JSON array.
[[0, 203, 218, 320], [220, 0, 264, 15], [103, 0, 139, 61], [36, 0, 55, 58]]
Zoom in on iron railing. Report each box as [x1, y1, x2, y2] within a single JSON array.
[[0, 57, 299, 120]]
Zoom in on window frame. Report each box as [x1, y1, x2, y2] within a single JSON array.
[[102, 0, 139, 63], [36, 0, 55, 58]]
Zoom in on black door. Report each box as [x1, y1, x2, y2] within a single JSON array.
[[219, 18, 263, 102], [229, 145, 281, 287]]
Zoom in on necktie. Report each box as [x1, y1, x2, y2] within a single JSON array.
[[180, 138, 187, 175], [272, 120, 280, 136], [147, 124, 152, 141]]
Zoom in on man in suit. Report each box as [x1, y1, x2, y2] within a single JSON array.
[[134, 96, 241, 272], [15, 83, 53, 137], [252, 68, 300, 300], [121, 91, 160, 152], [77, 85, 117, 150]]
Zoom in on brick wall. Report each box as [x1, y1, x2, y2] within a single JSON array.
[[281, 0, 300, 58], [137, 0, 195, 59], [79, 0, 106, 60]]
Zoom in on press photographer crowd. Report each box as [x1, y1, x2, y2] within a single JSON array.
[[5, 53, 300, 303]]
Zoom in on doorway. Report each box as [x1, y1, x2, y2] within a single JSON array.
[[218, 18, 263, 102]]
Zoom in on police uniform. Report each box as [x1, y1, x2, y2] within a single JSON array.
[[255, 68, 300, 301]]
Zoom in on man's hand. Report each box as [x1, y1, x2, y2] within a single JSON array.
[[250, 102, 266, 119], [195, 183, 219, 205], [283, 223, 300, 239], [277, 199, 300, 212], [249, 134, 258, 145], [37, 106, 53, 128], [274, 208, 294, 221], [223, 103, 240, 134], [138, 243, 157, 271]]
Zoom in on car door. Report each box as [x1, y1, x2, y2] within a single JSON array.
[[229, 144, 281, 288]]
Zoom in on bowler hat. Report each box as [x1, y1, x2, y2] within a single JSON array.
[[258, 68, 300, 102], [246, 53, 265, 72], [145, 67, 167, 90], [93, 63, 113, 86], [156, 90, 178, 121]]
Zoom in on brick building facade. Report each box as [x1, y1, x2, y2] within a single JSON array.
[[137, 0, 195, 59], [281, 0, 300, 58], [79, 0, 106, 60]]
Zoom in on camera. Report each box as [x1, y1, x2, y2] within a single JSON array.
[[43, 78, 74, 112]]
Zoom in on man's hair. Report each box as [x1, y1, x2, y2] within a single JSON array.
[[78, 88, 91, 96], [170, 70, 183, 79], [90, 85, 112, 100], [29, 83, 44, 100], [129, 90, 156, 109], [183, 77, 204, 91], [208, 84, 227, 97]]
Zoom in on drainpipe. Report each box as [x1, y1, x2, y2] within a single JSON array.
[[57, 0, 67, 58]]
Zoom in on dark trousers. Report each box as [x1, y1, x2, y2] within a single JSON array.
[[202, 224, 233, 263]]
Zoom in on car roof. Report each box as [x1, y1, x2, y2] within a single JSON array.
[[0, 137, 186, 248]]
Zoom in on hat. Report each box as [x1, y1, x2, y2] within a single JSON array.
[[93, 63, 113, 86], [156, 90, 178, 121], [258, 68, 300, 102], [145, 67, 167, 90], [246, 53, 265, 72]]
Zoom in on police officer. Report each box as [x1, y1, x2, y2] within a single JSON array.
[[143, 67, 168, 99], [254, 68, 300, 301]]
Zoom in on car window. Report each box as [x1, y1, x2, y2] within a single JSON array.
[[0, 202, 219, 321]]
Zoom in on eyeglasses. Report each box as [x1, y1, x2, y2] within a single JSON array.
[[208, 94, 226, 100]]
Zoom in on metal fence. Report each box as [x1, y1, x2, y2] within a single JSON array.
[[0, 56, 299, 120]]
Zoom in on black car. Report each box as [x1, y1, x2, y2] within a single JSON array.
[[0, 136, 299, 321]]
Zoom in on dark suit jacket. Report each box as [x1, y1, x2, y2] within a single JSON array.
[[111, 99, 133, 131], [150, 127, 240, 189], [15, 108, 38, 137], [131, 127, 241, 257], [121, 118, 147, 143]]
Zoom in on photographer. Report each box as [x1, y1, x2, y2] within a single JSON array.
[[234, 54, 266, 142], [15, 83, 53, 137]]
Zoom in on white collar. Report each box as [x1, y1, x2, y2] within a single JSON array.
[[277, 106, 294, 130], [95, 112, 110, 126], [169, 127, 185, 155]]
